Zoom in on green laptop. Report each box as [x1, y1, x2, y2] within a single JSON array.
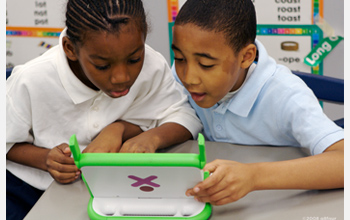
[[69, 133, 212, 220]]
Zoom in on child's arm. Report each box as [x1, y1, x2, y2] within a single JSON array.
[[6, 143, 80, 184], [84, 121, 192, 153], [83, 120, 143, 153], [120, 122, 193, 153], [186, 139, 344, 206]]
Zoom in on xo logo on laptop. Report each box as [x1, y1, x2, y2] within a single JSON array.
[[128, 175, 160, 192]]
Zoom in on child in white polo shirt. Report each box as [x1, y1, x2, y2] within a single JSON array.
[[6, 1, 201, 219]]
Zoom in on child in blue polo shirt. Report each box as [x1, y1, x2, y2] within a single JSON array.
[[171, 0, 344, 206]]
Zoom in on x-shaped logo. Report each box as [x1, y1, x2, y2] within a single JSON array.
[[128, 175, 160, 187]]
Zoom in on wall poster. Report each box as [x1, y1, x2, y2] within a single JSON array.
[[167, 0, 324, 75], [6, 0, 66, 69]]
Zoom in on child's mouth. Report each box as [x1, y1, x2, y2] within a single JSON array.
[[190, 92, 206, 102], [110, 88, 129, 98]]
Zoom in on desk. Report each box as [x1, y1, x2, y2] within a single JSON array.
[[24, 141, 344, 220]]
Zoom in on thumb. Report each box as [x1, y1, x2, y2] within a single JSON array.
[[203, 160, 221, 173], [63, 147, 71, 155], [57, 143, 71, 156]]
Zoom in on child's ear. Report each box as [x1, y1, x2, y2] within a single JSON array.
[[240, 44, 257, 69], [62, 36, 79, 61]]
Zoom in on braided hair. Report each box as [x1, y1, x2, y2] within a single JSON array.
[[65, 0, 148, 45]]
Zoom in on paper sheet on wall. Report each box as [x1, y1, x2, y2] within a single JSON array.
[[6, 0, 66, 68]]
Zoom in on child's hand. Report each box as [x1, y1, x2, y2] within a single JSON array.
[[46, 144, 80, 184], [83, 135, 123, 153], [119, 135, 158, 153], [186, 159, 256, 205], [119, 122, 193, 153], [82, 121, 142, 153]]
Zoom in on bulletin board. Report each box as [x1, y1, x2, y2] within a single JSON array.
[[167, 0, 325, 75], [254, 0, 324, 75], [6, 0, 66, 69], [256, 25, 323, 75], [167, 0, 179, 65]]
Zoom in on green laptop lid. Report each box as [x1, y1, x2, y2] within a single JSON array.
[[69, 133, 212, 220]]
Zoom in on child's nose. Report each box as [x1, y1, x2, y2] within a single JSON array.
[[183, 65, 201, 86], [110, 65, 130, 84]]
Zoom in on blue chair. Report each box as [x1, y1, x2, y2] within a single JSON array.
[[6, 68, 13, 79], [292, 71, 344, 128]]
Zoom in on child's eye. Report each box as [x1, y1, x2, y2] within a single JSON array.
[[174, 57, 185, 62], [200, 63, 215, 68], [95, 65, 110, 71], [128, 57, 141, 64]]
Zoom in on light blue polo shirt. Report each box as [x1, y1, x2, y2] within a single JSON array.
[[172, 40, 344, 155]]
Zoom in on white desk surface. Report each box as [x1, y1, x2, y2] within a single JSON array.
[[24, 140, 344, 220]]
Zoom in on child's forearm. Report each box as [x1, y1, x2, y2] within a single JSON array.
[[93, 120, 143, 144], [7, 142, 80, 184], [104, 120, 143, 142], [252, 139, 344, 191], [6, 143, 50, 171], [143, 122, 193, 150], [84, 121, 143, 153]]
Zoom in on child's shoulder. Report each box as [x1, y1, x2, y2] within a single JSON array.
[[259, 65, 317, 113], [272, 65, 307, 89], [7, 46, 60, 89], [144, 44, 167, 63], [143, 44, 170, 73], [10, 46, 59, 79]]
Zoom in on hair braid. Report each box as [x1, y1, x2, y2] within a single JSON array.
[[65, 0, 147, 45]]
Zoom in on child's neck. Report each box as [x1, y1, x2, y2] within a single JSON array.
[[68, 59, 99, 91], [230, 68, 248, 92]]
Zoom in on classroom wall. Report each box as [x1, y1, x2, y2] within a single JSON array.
[[321, 0, 344, 121], [6, 0, 344, 121], [142, 0, 171, 64]]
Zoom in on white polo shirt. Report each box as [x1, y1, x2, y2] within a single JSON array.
[[6, 29, 202, 190]]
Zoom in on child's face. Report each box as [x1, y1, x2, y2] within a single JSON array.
[[64, 23, 145, 99], [172, 24, 254, 108]]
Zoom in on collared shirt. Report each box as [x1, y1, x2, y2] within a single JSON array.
[[172, 40, 343, 156], [218, 62, 256, 104], [6, 28, 202, 190]]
